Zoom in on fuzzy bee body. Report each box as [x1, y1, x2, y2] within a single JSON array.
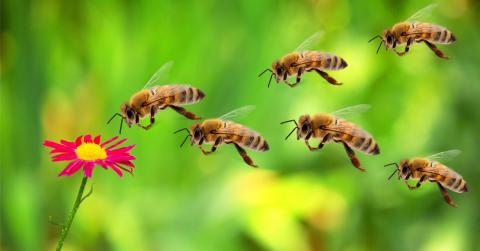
[[177, 106, 269, 168], [284, 106, 379, 172], [370, 4, 456, 59], [386, 150, 468, 207]]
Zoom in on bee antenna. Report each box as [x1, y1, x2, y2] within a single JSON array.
[[107, 113, 124, 135], [267, 73, 273, 88], [280, 120, 299, 140], [119, 118, 123, 134], [387, 169, 398, 181], [384, 162, 399, 168], [376, 40, 383, 54], [258, 68, 272, 77], [174, 128, 191, 148], [174, 128, 190, 134], [284, 127, 297, 140], [107, 113, 122, 124], [280, 119, 298, 127], [368, 35, 382, 43]]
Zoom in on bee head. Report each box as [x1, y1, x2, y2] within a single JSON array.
[[398, 159, 412, 179], [190, 123, 204, 145], [297, 115, 312, 140], [382, 29, 396, 49], [272, 61, 285, 83], [120, 102, 137, 128]]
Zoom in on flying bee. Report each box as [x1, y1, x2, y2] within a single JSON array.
[[174, 106, 269, 167], [385, 150, 468, 207], [281, 104, 379, 172], [369, 4, 456, 59], [107, 61, 205, 134], [259, 31, 348, 88]]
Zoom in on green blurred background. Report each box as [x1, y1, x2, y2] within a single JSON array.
[[1, 0, 480, 250]]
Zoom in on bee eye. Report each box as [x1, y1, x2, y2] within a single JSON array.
[[387, 34, 393, 43], [194, 128, 201, 139], [126, 109, 134, 118], [301, 123, 309, 132], [277, 67, 283, 75]]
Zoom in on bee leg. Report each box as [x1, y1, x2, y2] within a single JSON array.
[[396, 38, 413, 56], [233, 143, 258, 168], [287, 68, 304, 87], [423, 40, 449, 59], [314, 69, 342, 86], [168, 105, 202, 120], [202, 137, 223, 155], [139, 106, 157, 130], [408, 175, 427, 190], [436, 182, 456, 207], [342, 142, 365, 172], [306, 134, 330, 151]]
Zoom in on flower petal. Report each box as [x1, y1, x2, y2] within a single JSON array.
[[107, 162, 124, 177], [117, 160, 135, 168], [106, 138, 127, 150], [52, 152, 77, 162], [75, 136, 83, 146], [43, 140, 71, 152], [60, 140, 76, 149], [101, 136, 119, 147], [94, 135, 101, 144], [67, 161, 84, 176], [106, 155, 135, 162], [108, 145, 135, 154], [58, 160, 82, 176], [84, 135, 93, 143], [83, 161, 95, 178]]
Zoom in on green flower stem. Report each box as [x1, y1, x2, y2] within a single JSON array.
[[55, 176, 88, 251]]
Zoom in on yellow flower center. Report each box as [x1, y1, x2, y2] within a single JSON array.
[[75, 143, 107, 161]]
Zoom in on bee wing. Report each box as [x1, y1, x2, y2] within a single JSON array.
[[406, 3, 438, 22], [214, 122, 260, 137], [143, 61, 174, 89], [426, 150, 462, 161], [142, 84, 188, 107], [293, 31, 324, 52], [323, 119, 372, 138], [218, 105, 256, 121], [330, 104, 371, 118]]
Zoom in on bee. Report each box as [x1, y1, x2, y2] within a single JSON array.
[[369, 4, 455, 59], [174, 106, 269, 167], [259, 31, 348, 88], [281, 104, 379, 171], [385, 150, 468, 207], [107, 61, 205, 134]]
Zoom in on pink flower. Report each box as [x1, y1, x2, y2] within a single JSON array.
[[43, 135, 136, 178]]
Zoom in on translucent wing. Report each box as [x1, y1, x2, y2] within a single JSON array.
[[142, 84, 189, 107], [323, 119, 372, 138], [331, 104, 371, 118], [214, 122, 261, 138], [143, 61, 174, 89], [219, 105, 255, 121], [294, 31, 324, 52], [406, 3, 438, 22], [426, 149, 461, 161]]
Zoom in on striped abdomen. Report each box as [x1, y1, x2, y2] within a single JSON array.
[[331, 119, 379, 155], [153, 85, 205, 106], [428, 163, 468, 193], [221, 123, 269, 152], [300, 51, 348, 71], [412, 23, 456, 44]]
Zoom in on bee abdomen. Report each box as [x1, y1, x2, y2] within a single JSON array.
[[350, 136, 379, 155], [175, 87, 205, 105], [323, 55, 347, 71], [245, 136, 269, 152], [445, 178, 468, 193], [432, 30, 455, 44]]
